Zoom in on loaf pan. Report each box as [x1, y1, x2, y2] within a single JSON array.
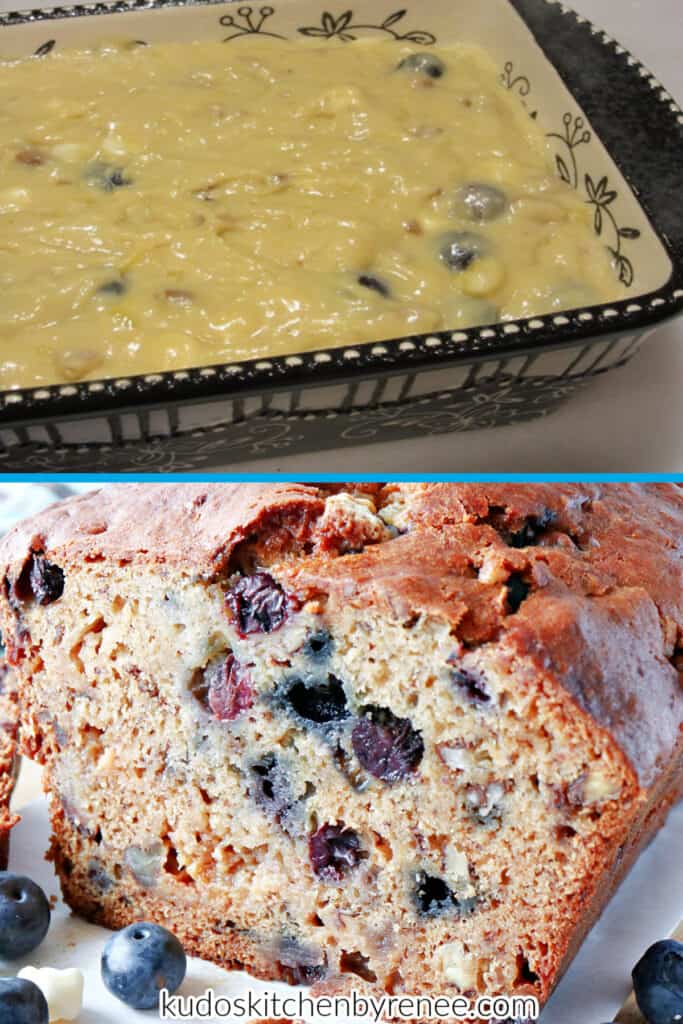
[[0, 0, 681, 471]]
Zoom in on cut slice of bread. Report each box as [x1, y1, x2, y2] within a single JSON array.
[[0, 483, 680, 1016]]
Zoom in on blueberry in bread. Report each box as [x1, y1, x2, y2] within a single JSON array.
[[0, 483, 681, 1015]]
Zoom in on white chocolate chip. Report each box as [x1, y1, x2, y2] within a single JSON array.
[[583, 767, 621, 804], [52, 143, 86, 163], [438, 744, 472, 773], [436, 940, 478, 989], [461, 257, 506, 297], [476, 550, 511, 585], [0, 187, 31, 212], [377, 496, 410, 534], [311, 85, 365, 116], [18, 966, 84, 1022], [320, 493, 391, 544], [101, 131, 127, 159], [55, 349, 105, 382], [466, 781, 505, 819], [445, 845, 475, 900]]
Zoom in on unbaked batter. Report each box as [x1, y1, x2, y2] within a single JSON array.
[[0, 39, 624, 388]]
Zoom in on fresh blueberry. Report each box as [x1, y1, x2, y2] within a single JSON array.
[[0, 978, 49, 1024], [413, 870, 476, 918], [226, 572, 293, 638], [108, 169, 130, 188], [351, 705, 424, 784], [456, 183, 508, 223], [358, 274, 391, 298], [309, 823, 364, 883], [451, 667, 491, 705], [204, 654, 253, 721], [85, 161, 133, 191], [13, 554, 64, 606], [632, 940, 683, 1024], [303, 630, 333, 662], [281, 675, 348, 726], [397, 52, 446, 79], [438, 231, 491, 271], [97, 279, 127, 296], [0, 872, 51, 959], [101, 922, 186, 1010], [506, 573, 531, 613]]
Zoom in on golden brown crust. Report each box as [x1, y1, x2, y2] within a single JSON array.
[[286, 483, 683, 787], [1, 486, 682, 831], [553, 733, 683, 991], [0, 483, 328, 576]]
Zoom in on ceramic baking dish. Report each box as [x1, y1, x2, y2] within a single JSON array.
[[0, 0, 681, 472]]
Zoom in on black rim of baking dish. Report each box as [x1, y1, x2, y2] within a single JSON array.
[[0, 0, 682, 427]]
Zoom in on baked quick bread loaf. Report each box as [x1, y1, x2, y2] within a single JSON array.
[[0, 665, 19, 870], [0, 484, 681, 1015]]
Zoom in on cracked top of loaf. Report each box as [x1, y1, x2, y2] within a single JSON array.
[[0, 482, 681, 791]]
